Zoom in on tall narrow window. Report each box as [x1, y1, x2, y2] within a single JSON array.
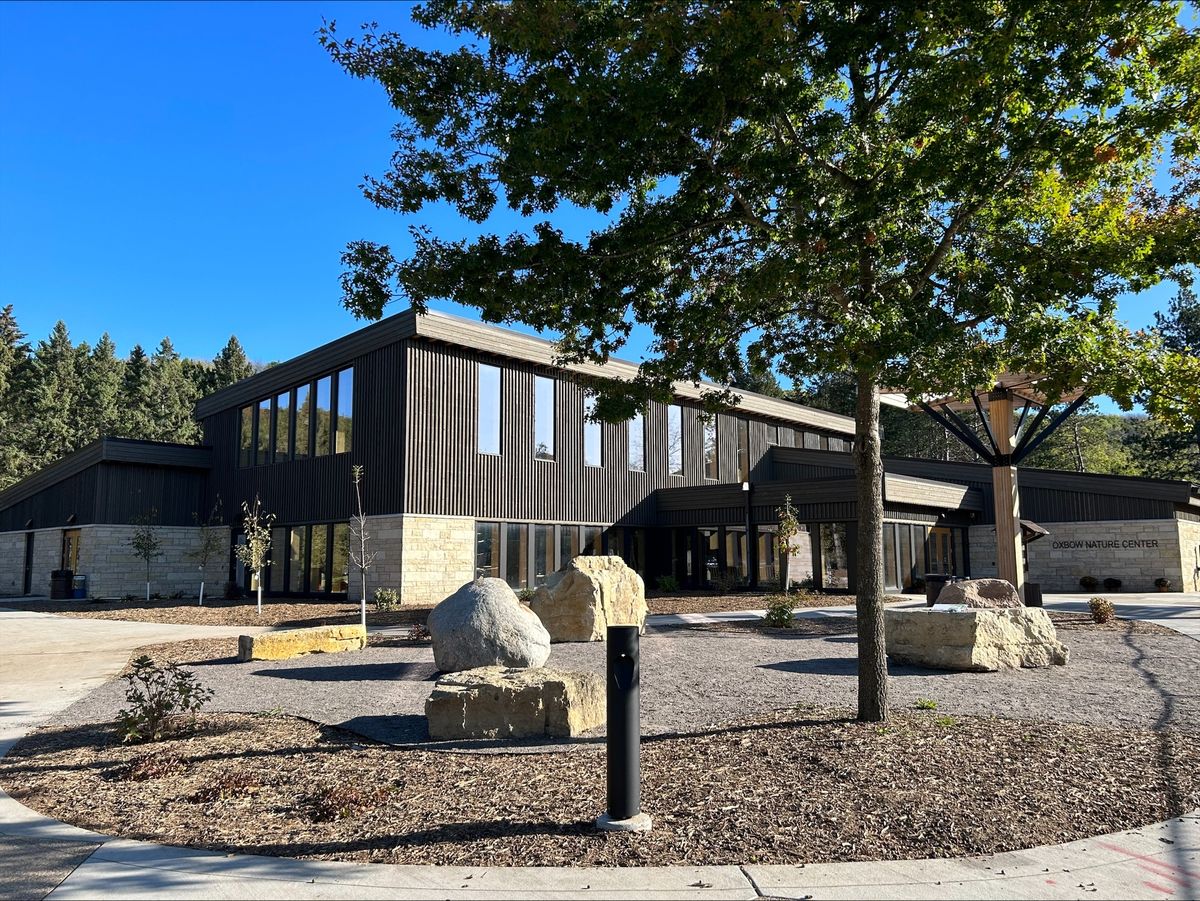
[[533, 523, 553, 585], [239, 405, 253, 467], [628, 410, 645, 472], [308, 524, 329, 593], [288, 527, 308, 592], [703, 418, 718, 479], [583, 396, 603, 466], [335, 368, 353, 454], [314, 376, 332, 456], [534, 375, 555, 460], [479, 364, 501, 454], [475, 522, 500, 579], [294, 384, 312, 459], [581, 526, 603, 555], [504, 522, 528, 589], [274, 391, 291, 462], [766, 423, 779, 446], [269, 526, 287, 591], [737, 418, 750, 481], [667, 404, 683, 476], [558, 525, 579, 569], [331, 523, 349, 592], [256, 398, 271, 465]]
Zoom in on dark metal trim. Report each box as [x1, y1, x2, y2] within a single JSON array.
[[972, 392, 1001, 458], [1013, 394, 1090, 464], [917, 402, 995, 462]]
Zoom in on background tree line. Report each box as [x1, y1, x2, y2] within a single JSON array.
[[733, 287, 1200, 483], [0, 305, 258, 491]]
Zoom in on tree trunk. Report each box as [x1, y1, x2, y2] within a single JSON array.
[[854, 370, 888, 722]]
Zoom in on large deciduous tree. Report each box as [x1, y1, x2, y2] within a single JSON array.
[[322, 1, 1200, 720]]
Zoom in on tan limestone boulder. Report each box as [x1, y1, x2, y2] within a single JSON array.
[[425, 665, 604, 740], [885, 608, 1069, 672], [936, 578, 1023, 608], [528, 555, 647, 643], [238, 624, 366, 662]]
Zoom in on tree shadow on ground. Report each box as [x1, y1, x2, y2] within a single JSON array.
[[251, 662, 438, 682], [759, 657, 955, 677]]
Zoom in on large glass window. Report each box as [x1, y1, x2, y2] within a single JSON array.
[[504, 522, 528, 589], [803, 431, 821, 450], [332, 523, 349, 592], [256, 399, 271, 465], [534, 376, 555, 460], [308, 525, 329, 593], [583, 396, 602, 467], [703, 419, 718, 479], [667, 405, 683, 476], [883, 524, 900, 590], [766, 424, 779, 446], [335, 368, 353, 454], [533, 524, 553, 585], [294, 384, 312, 459], [558, 525, 579, 569], [314, 376, 332, 456], [269, 526, 287, 591], [820, 523, 850, 589], [726, 527, 749, 584], [700, 528, 721, 584], [628, 411, 645, 472], [476, 521, 500, 579], [239, 406, 253, 467], [479, 364, 501, 454], [288, 527, 307, 592], [736, 418, 750, 482], [582, 526, 603, 555], [756, 527, 778, 587], [274, 391, 291, 462], [899, 524, 914, 590]]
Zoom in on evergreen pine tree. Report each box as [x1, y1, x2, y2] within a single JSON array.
[[146, 337, 200, 443], [14, 322, 86, 476], [210, 335, 255, 392], [120, 343, 154, 439], [80, 334, 124, 442], [0, 306, 31, 489]]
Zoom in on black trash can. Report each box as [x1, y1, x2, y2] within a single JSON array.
[[1024, 582, 1043, 607], [924, 573, 961, 606], [50, 569, 74, 600]]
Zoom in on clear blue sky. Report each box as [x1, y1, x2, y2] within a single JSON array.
[[0, 1, 1182, 412]]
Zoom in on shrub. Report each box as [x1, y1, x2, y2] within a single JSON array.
[[914, 698, 938, 710], [516, 587, 536, 602], [1155, 577, 1172, 591], [373, 587, 401, 611], [122, 593, 137, 603], [655, 574, 680, 592], [710, 570, 742, 594], [407, 624, 432, 642], [1079, 575, 1100, 591], [168, 590, 185, 600], [223, 581, 244, 600], [116, 655, 214, 744], [934, 715, 957, 728], [762, 595, 796, 628], [1102, 577, 1122, 592], [1088, 596, 1115, 624], [305, 784, 390, 822]]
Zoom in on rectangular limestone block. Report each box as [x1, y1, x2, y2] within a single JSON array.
[[425, 666, 604, 740], [238, 624, 367, 662], [885, 608, 1069, 672]]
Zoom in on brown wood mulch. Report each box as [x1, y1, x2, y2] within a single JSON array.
[[3, 709, 1195, 868], [0, 597, 432, 629]]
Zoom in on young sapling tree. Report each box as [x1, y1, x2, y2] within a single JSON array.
[[129, 510, 162, 603], [775, 495, 802, 595], [234, 495, 274, 615], [349, 466, 377, 631], [188, 497, 224, 606]]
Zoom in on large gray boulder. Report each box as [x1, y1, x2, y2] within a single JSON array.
[[528, 555, 647, 642], [936, 577, 1023, 608], [427, 578, 551, 673]]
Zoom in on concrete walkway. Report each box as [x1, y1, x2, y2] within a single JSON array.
[[1, 602, 1198, 900]]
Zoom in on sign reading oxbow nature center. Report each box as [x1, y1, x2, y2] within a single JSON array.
[[1050, 538, 1161, 550]]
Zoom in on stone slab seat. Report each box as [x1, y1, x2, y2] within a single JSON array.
[[425, 665, 605, 740], [237, 624, 366, 662], [885, 607, 1069, 672]]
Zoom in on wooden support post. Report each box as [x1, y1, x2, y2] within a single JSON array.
[[988, 389, 1024, 601]]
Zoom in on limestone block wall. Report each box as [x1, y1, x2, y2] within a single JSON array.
[[348, 514, 404, 604], [968, 526, 998, 580], [0, 527, 64, 597], [0, 530, 25, 596], [1177, 518, 1200, 593], [1023, 519, 1184, 593], [74, 525, 231, 599], [399, 514, 476, 606]]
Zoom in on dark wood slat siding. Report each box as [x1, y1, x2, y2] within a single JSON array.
[[402, 340, 801, 525], [94, 463, 209, 525], [0, 467, 97, 531], [770, 447, 1188, 524], [201, 341, 406, 524]]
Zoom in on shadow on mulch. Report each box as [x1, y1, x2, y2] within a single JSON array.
[[253, 662, 439, 683]]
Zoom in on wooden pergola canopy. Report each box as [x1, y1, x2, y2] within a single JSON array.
[[880, 372, 1086, 413]]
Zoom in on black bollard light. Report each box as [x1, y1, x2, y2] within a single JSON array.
[[596, 624, 652, 832]]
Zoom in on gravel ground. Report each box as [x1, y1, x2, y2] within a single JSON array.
[[645, 591, 909, 614], [59, 616, 1200, 750]]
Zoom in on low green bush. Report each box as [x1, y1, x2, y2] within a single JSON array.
[[373, 587, 401, 611], [762, 595, 796, 628], [1088, 596, 1115, 624], [1079, 575, 1100, 591], [914, 698, 938, 710], [117, 655, 213, 744], [655, 574, 680, 592]]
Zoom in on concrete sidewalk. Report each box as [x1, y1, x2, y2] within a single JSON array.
[[2, 603, 1198, 900]]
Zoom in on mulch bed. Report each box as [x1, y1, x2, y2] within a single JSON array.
[[3, 709, 1196, 867], [646, 591, 910, 615], [1047, 611, 1178, 636], [0, 597, 432, 629]]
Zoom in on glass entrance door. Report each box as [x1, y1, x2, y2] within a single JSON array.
[[926, 527, 960, 575]]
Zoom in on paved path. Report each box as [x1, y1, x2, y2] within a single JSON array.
[[1, 602, 1198, 900]]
